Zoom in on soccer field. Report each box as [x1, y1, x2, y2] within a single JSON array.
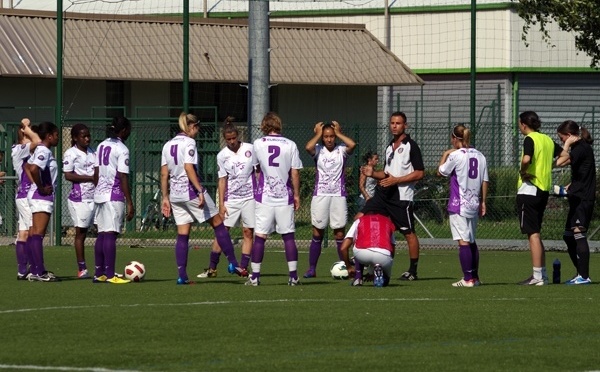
[[0, 245, 599, 371]]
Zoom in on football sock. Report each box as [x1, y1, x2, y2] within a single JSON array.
[[29, 234, 45, 275], [94, 233, 105, 277], [78, 261, 87, 271], [209, 251, 220, 270], [308, 236, 323, 270], [335, 239, 344, 261], [175, 234, 189, 280], [354, 261, 363, 280], [409, 258, 418, 275], [103, 232, 117, 279], [469, 242, 480, 279], [563, 231, 578, 272], [16, 240, 28, 275], [240, 253, 251, 269], [214, 223, 239, 267], [533, 267, 543, 280], [575, 232, 590, 279], [458, 244, 473, 281], [282, 233, 299, 279], [251, 236, 266, 279]]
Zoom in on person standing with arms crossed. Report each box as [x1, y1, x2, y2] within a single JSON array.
[[555, 120, 596, 285], [357, 151, 379, 210], [516, 111, 568, 286], [246, 112, 303, 286], [63, 123, 96, 279], [303, 121, 356, 279], [360, 111, 424, 281], [11, 119, 41, 280], [438, 125, 489, 287], [92, 117, 135, 284]]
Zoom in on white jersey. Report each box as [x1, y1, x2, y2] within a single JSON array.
[[312, 143, 349, 197], [438, 147, 489, 218], [383, 134, 425, 201], [94, 137, 129, 203], [27, 145, 57, 202], [161, 133, 202, 203], [217, 142, 255, 202], [11, 143, 33, 199], [252, 134, 303, 207], [63, 146, 96, 202]]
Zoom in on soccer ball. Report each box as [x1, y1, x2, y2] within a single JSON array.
[[124, 261, 146, 282], [330, 261, 349, 280]]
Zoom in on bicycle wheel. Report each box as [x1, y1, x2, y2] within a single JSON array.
[[140, 203, 158, 232]]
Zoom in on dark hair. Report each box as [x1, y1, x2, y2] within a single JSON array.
[[452, 124, 471, 147], [390, 111, 407, 123], [222, 116, 238, 138], [557, 120, 593, 144], [31, 122, 58, 140], [107, 116, 131, 139], [361, 150, 377, 165], [70, 123, 89, 146], [519, 111, 541, 131]]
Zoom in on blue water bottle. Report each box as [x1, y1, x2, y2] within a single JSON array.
[[553, 259, 561, 284]]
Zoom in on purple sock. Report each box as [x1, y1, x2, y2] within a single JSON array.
[[94, 233, 106, 277], [354, 261, 363, 280], [240, 253, 251, 269], [335, 239, 344, 261], [16, 241, 28, 275], [458, 244, 473, 281], [308, 237, 323, 270], [175, 234, 189, 280], [251, 236, 266, 280], [209, 251, 221, 270], [469, 242, 480, 279], [213, 223, 239, 267], [30, 235, 46, 275], [103, 233, 117, 279], [282, 233, 298, 279]]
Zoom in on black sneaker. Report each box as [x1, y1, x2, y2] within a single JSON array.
[[17, 272, 31, 281], [399, 271, 418, 281]]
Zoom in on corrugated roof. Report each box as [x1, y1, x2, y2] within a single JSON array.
[[0, 10, 423, 86]]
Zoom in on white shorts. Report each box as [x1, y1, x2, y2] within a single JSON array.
[[171, 192, 218, 225], [255, 202, 295, 235], [352, 247, 394, 277], [449, 213, 478, 243], [95, 201, 124, 233], [28, 198, 54, 214], [223, 198, 255, 228], [68, 199, 96, 228], [311, 195, 347, 230], [16, 198, 32, 231]]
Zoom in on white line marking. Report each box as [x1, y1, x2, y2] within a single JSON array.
[[0, 365, 141, 372]]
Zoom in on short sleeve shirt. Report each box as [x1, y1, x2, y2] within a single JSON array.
[[312, 143, 349, 197], [94, 138, 129, 203], [63, 146, 97, 202], [216, 142, 255, 202], [161, 133, 202, 203]]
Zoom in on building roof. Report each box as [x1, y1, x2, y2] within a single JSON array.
[[0, 10, 423, 86]]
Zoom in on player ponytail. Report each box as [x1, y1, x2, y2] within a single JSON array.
[[452, 124, 471, 147], [519, 111, 542, 131], [107, 116, 131, 139], [557, 120, 594, 144], [178, 112, 199, 135], [222, 116, 238, 138]]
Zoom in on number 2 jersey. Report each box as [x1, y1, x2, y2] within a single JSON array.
[[252, 134, 303, 206], [94, 137, 129, 203], [161, 133, 202, 203], [438, 147, 489, 218]]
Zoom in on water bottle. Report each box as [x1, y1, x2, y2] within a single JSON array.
[[553, 259, 561, 284]]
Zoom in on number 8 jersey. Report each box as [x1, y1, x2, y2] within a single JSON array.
[[161, 133, 201, 202], [252, 134, 303, 206]]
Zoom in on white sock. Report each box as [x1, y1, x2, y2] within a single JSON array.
[[533, 267, 543, 280]]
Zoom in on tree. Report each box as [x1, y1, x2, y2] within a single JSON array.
[[516, 0, 600, 68]]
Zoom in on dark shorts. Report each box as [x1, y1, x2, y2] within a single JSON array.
[[517, 192, 549, 235], [360, 188, 415, 235], [565, 196, 595, 232]]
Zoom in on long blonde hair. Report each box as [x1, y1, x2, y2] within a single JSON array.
[[178, 112, 199, 134], [452, 124, 471, 147]]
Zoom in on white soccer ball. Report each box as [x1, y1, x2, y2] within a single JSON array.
[[330, 261, 349, 280], [124, 261, 146, 282]]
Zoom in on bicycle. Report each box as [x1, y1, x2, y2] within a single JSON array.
[[140, 175, 174, 232]]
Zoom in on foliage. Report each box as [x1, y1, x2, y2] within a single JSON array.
[[516, 0, 600, 68]]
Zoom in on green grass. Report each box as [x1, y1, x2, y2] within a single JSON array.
[[1, 245, 599, 371]]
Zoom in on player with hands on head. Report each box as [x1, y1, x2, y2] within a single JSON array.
[[92, 116, 135, 284], [437, 124, 489, 287], [24, 121, 60, 282], [303, 120, 356, 279], [161, 113, 248, 285]]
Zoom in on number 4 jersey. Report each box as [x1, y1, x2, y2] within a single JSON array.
[[252, 134, 303, 206], [161, 133, 202, 203]]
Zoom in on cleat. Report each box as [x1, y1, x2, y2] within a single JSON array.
[[350, 278, 363, 286], [93, 275, 107, 283], [77, 269, 89, 279], [303, 269, 316, 279], [518, 276, 548, 286], [564, 275, 581, 284], [452, 278, 476, 287], [565, 276, 591, 285], [197, 268, 218, 278], [114, 272, 124, 279], [374, 264, 385, 288], [473, 279, 482, 286], [106, 276, 131, 284], [399, 271, 418, 281], [288, 277, 301, 286], [227, 263, 235, 274], [29, 271, 60, 282], [176, 278, 195, 285], [234, 266, 249, 277], [17, 272, 31, 281], [244, 276, 260, 286]]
